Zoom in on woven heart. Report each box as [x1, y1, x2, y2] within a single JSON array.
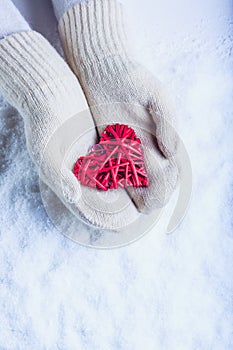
[[73, 124, 149, 191]]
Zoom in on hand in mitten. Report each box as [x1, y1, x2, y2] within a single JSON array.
[[58, 0, 179, 213], [0, 31, 138, 229]]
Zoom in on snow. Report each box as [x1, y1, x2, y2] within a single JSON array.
[[0, 0, 233, 348]]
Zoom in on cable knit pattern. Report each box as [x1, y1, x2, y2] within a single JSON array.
[[58, 0, 179, 212]]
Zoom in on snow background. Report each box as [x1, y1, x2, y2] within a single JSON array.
[[0, 0, 233, 348]]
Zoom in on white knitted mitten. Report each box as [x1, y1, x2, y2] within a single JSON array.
[[0, 30, 138, 229], [58, 0, 179, 212]]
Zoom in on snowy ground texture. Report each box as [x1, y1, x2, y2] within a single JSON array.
[[0, 0, 233, 349]]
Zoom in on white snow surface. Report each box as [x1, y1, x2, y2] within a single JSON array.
[[0, 0, 233, 348]]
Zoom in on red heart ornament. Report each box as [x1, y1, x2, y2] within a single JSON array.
[[73, 124, 149, 191]]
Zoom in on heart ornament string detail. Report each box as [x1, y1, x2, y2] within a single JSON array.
[[73, 124, 149, 191]]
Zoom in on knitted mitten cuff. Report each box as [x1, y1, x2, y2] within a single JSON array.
[[58, 0, 130, 68], [0, 31, 85, 118], [0, 30, 88, 162]]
